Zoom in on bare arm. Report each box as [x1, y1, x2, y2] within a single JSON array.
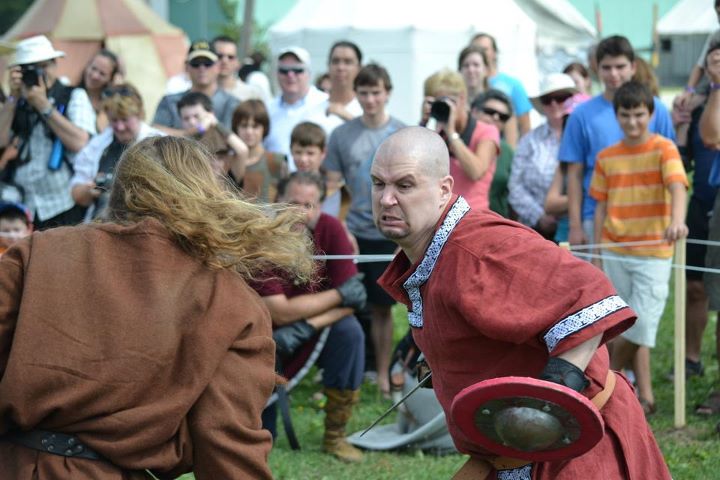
[[325, 170, 343, 195], [665, 182, 689, 242], [24, 77, 90, 153], [557, 333, 602, 371], [544, 166, 568, 216], [700, 89, 720, 149], [41, 108, 89, 152], [306, 307, 354, 330], [517, 112, 531, 137], [261, 290, 342, 326], [592, 200, 607, 269], [503, 116, 519, 148], [448, 137, 496, 181], [700, 49, 720, 148], [151, 124, 187, 137], [566, 162, 587, 245], [225, 132, 248, 181], [71, 183, 101, 207], [0, 100, 16, 148]]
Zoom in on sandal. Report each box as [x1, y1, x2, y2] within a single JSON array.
[[639, 398, 656, 416], [695, 390, 720, 416]]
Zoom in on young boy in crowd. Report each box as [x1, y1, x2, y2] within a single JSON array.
[[177, 92, 248, 181], [0, 202, 32, 255], [291, 121, 351, 218], [590, 81, 688, 415], [232, 99, 287, 203]]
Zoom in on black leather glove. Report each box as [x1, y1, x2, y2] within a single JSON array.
[[336, 273, 367, 310], [539, 357, 590, 392], [273, 321, 316, 358]]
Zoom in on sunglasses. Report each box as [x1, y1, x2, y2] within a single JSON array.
[[189, 59, 215, 69], [481, 107, 511, 123], [540, 93, 573, 106], [278, 66, 306, 76], [101, 86, 135, 98]]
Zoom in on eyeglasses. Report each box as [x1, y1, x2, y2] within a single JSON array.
[[189, 59, 215, 69], [217, 54, 236, 60], [101, 86, 135, 98], [540, 93, 573, 106], [278, 66, 306, 76], [481, 107, 511, 123]]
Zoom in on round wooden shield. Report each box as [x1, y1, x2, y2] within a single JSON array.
[[450, 376, 604, 462]]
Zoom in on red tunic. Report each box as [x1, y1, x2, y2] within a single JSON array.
[[378, 196, 671, 479]]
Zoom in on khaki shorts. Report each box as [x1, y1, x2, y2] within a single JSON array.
[[602, 250, 672, 348]]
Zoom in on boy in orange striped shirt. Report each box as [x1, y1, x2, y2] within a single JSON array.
[[590, 80, 688, 415]]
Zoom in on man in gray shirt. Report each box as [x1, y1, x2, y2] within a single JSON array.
[[323, 64, 405, 397], [153, 40, 239, 135]]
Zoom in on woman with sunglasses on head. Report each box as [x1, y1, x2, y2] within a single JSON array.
[[70, 84, 164, 220], [508, 73, 577, 240], [78, 49, 122, 133], [0, 135, 314, 479]]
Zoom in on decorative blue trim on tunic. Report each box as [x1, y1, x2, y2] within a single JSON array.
[[543, 295, 629, 353], [497, 464, 532, 480], [403, 196, 471, 328]]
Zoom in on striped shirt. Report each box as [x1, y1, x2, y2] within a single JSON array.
[[589, 135, 688, 258]]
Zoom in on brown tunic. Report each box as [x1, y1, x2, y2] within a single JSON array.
[[0, 218, 275, 479]]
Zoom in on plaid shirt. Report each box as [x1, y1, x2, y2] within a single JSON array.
[[508, 122, 560, 227], [14, 87, 96, 221]]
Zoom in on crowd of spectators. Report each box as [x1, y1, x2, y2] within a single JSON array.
[[1, 2, 720, 466]]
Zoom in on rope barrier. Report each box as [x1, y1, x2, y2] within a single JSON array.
[[314, 238, 720, 274]]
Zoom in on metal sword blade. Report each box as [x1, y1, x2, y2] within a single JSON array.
[[359, 372, 432, 437]]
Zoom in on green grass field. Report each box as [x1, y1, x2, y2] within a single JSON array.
[[180, 289, 720, 479]]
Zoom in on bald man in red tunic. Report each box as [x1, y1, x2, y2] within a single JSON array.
[[371, 126, 671, 480]]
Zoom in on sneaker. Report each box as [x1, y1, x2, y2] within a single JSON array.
[[665, 358, 704, 381]]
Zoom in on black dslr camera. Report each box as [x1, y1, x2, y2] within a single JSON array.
[[429, 97, 452, 124], [20, 64, 43, 88], [20, 64, 45, 88]]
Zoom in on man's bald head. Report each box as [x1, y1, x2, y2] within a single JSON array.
[[374, 126, 450, 178]]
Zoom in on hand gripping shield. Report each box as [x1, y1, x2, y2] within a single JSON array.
[[450, 376, 604, 462]]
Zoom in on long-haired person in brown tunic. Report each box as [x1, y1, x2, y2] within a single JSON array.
[[0, 136, 315, 479]]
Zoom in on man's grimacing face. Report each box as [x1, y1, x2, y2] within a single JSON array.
[[371, 151, 451, 243]]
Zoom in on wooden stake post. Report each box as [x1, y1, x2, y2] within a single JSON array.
[[674, 238, 687, 428]]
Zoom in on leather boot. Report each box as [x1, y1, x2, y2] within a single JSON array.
[[323, 388, 364, 462]]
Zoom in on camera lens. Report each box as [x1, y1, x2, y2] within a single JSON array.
[[430, 99, 450, 123]]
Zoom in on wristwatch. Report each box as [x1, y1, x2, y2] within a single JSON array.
[[449, 132, 461, 143], [40, 104, 54, 119]]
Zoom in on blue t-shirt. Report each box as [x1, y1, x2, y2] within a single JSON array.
[[558, 94, 676, 220], [488, 72, 533, 116]]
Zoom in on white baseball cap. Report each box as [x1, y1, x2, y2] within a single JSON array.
[[277, 46, 311, 68]]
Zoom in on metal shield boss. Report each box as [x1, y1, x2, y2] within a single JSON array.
[[450, 376, 604, 462]]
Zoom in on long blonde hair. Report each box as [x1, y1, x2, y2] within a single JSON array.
[[106, 135, 315, 282]]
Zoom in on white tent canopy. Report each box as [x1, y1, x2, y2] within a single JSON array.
[[657, 0, 717, 35], [269, 0, 595, 125]]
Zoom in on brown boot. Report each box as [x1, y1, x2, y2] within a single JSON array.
[[323, 388, 364, 462]]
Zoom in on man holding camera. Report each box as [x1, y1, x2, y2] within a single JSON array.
[[0, 36, 96, 230]]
